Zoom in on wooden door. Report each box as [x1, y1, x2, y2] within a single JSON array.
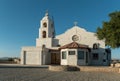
[[51, 53, 60, 65]]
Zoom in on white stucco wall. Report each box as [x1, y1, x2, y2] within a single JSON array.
[[25, 51, 41, 65], [36, 38, 53, 48], [21, 47, 42, 65], [56, 26, 105, 48], [61, 49, 68, 65], [21, 46, 50, 65], [61, 49, 89, 66], [67, 49, 77, 65]]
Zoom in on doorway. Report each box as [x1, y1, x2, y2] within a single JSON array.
[[51, 53, 60, 65], [86, 52, 88, 64]]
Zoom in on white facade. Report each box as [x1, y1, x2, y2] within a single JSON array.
[[56, 26, 105, 48], [21, 12, 111, 66], [61, 48, 89, 66]]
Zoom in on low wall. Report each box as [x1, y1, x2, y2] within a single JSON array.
[[79, 66, 120, 73], [0, 61, 17, 64], [49, 65, 80, 71], [111, 63, 120, 68]]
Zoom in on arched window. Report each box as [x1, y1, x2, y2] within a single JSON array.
[[93, 43, 98, 49], [42, 44, 46, 49], [42, 31, 46, 38], [43, 22, 47, 27]]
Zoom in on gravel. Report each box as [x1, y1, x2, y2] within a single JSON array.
[[0, 68, 120, 81]]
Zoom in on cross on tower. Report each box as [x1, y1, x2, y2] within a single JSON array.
[[45, 10, 49, 16], [74, 21, 78, 26]]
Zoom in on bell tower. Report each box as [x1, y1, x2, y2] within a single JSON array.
[[36, 11, 56, 48], [39, 11, 55, 38]]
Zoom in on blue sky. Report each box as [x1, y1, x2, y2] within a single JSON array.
[[0, 0, 120, 59]]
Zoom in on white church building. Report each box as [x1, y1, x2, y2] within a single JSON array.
[[21, 12, 111, 66]]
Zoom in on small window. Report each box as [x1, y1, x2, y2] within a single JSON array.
[[103, 59, 106, 62], [23, 51, 26, 54], [51, 23, 53, 27], [57, 44, 61, 47], [92, 53, 99, 60], [62, 51, 66, 59], [78, 51, 84, 59], [69, 51, 75, 55], [104, 53, 105, 55], [52, 32, 55, 38]]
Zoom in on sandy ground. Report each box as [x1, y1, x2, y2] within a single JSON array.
[[0, 67, 120, 81]]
